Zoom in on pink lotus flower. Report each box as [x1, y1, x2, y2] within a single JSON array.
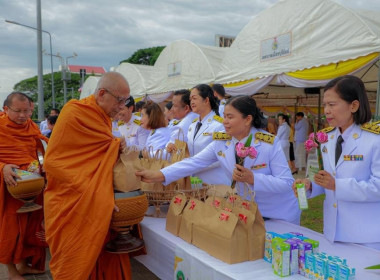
[[236, 142, 258, 159], [305, 139, 318, 152], [316, 132, 328, 143]]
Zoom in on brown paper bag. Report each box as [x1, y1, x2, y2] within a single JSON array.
[[165, 193, 187, 236], [192, 205, 249, 264], [178, 197, 204, 243], [113, 147, 142, 192], [166, 131, 191, 190], [232, 189, 266, 261], [139, 148, 165, 191]]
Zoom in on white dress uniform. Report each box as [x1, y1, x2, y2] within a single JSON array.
[[168, 111, 198, 144], [161, 128, 300, 224], [112, 120, 122, 137], [118, 114, 149, 149], [310, 122, 380, 246], [277, 122, 290, 161], [145, 127, 171, 154], [218, 99, 227, 117], [187, 111, 229, 185]]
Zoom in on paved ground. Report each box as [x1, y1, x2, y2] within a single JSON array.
[[0, 250, 158, 280]]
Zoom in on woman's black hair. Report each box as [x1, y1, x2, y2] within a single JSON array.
[[278, 113, 290, 126], [212, 84, 226, 98], [324, 75, 371, 124], [165, 101, 173, 110], [192, 84, 219, 116], [226, 95, 267, 129]]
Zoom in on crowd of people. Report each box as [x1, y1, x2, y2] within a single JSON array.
[[0, 73, 379, 279]]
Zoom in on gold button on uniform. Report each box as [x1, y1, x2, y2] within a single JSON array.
[[333, 203, 337, 208]]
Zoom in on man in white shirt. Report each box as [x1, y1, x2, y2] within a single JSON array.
[[166, 89, 198, 151], [117, 96, 149, 148]]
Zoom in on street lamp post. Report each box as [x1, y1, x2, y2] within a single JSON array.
[[45, 52, 77, 105], [5, 19, 56, 108]]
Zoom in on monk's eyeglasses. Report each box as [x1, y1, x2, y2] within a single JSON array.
[[7, 107, 32, 115], [100, 88, 129, 104]]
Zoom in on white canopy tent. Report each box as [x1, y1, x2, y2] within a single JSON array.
[[215, 0, 380, 116], [114, 63, 156, 98], [145, 39, 227, 102], [79, 76, 100, 99]]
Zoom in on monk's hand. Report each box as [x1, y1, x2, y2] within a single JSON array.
[[3, 164, 20, 187], [232, 164, 254, 185], [166, 143, 177, 153], [119, 136, 126, 152], [135, 169, 165, 183], [292, 178, 311, 197], [314, 170, 335, 190]]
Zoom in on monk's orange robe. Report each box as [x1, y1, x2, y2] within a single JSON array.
[[44, 95, 131, 280], [0, 115, 48, 270]]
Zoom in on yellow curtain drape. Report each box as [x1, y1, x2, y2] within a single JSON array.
[[286, 52, 379, 80]]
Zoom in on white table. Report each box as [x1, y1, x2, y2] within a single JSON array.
[[135, 217, 380, 280]]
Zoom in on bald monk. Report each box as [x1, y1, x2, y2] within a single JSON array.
[[0, 92, 48, 280], [44, 72, 132, 280]]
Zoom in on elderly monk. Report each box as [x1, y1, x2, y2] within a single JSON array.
[[0, 92, 48, 280], [44, 72, 132, 280]]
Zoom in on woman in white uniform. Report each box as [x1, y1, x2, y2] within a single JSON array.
[[140, 102, 170, 153], [137, 96, 300, 224], [187, 84, 229, 185], [212, 83, 228, 117], [294, 75, 380, 249], [277, 113, 292, 171]]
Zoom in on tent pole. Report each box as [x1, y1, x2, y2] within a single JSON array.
[[318, 89, 322, 130], [376, 59, 380, 121]]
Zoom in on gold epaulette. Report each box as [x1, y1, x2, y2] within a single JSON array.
[[133, 119, 141, 126], [173, 119, 181, 126], [192, 118, 199, 123], [212, 132, 232, 140], [134, 112, 141, 117], [213, 115, 223, 123], [117, 120, 125, 126], [319, 126, 335, 133], [255, 132, 275, 145], [361, 121, 380, 134]]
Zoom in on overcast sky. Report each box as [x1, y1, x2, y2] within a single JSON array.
[[1, 0, 380, 106]]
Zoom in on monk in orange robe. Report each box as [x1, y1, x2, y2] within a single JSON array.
[[0, 92, 48, 280], [44, 72, 132, 280]]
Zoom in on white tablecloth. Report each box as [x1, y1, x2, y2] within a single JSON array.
[[135, 217, 380, 280]]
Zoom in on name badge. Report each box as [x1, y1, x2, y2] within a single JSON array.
[[343, 155, 363, 161], [251, 163, 267, 170]]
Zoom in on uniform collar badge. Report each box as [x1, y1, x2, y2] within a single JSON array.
[[226, 141, 231, 146], [330, 135, 334, 140], [353, 133, 359, 139], [254, 139, 259, 144]]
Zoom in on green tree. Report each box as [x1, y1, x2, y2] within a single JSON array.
[[14, 72, 85, 121], [120, 46, 165, 65]]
